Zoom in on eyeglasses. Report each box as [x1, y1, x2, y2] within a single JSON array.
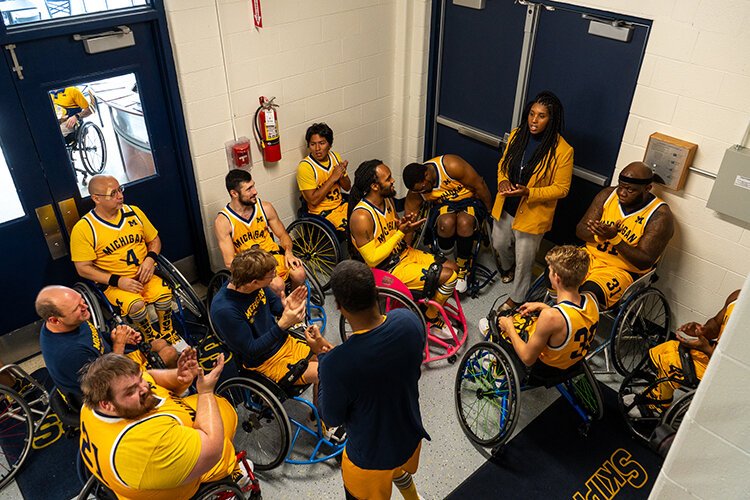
[[91, 186, 125, 197]]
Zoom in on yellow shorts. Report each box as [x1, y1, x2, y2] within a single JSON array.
[[273, 252, 290, 282], [319, 202, 348, 233], [648, 340, 708, 401], [390, 247, 436, 292], [437, 203, 476, 219], [250, 335, 310, 384], [104, 275, 172, 314], [342, 442, 422, 500], [125, 349, 148, 368], [584, 259, 637, 309]]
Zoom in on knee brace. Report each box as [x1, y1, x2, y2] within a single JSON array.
[[422, 261, 443, 299]]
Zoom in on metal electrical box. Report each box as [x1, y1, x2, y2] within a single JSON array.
[[707, 146, 750, 223]]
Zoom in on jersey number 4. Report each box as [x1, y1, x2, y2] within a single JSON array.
[[123, 249, 140, 267]]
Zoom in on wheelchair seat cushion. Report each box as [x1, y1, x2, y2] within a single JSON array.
[[526, 360, 585, 389]]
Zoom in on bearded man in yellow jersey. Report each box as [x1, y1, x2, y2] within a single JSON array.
[[403, 155, 492, 293], [349, 160, 459, 339], [492, 246, 600, 377], [214, 169, 305, 298], [576, 162, 675, 309], [297, 123, 350, 234], [70, 175, 181, 349], [78, 351, 252, 500]]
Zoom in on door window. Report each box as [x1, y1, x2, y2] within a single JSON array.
[[0, 146, 24, 223], [47, 73, 157, 197], [1, 0, 150, 27]]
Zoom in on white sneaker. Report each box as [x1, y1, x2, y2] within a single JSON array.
[[455, 276, 468, 294], [622, 394, 648, 418], [231, 456, 255, 492], [324, 425, 347, 444], [478, 317, 490, 338], [430, 322, 454, 341]]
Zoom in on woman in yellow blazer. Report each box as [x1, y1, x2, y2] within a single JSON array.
[[490, 91, 573, 311]]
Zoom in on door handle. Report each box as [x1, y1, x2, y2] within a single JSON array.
[[57, 197, 80, 237], [35, 204, 68, 260]]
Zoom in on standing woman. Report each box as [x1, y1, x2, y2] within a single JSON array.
[[490, 91, 573, 311]]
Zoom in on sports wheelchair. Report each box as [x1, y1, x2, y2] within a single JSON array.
[[618, 342, 697, 447], [65, 119, 107, 187], [206, 261, 327, 333], [525, 268, 670, 377], [338, 268, 468, 365], [413, 199, 497, 298], [73, 254, 212, 363], [454, 308, 603, 449], [286, 200, 348, 291], [211, 330, 346, 471], [76, 450, 261, 500]]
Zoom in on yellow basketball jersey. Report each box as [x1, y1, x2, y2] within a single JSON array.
[[50, 87, 89, 117], [353, 198, 407, 266], [79, 372, 203, 500], [218, 200, 280, 255], [585, 191, 666, 274], [718, 299, 736, 341], [421, 155, 472, 203], [70, 205, 158, 278], [296, 151, 345, 214], [539, 292, 600, 370]]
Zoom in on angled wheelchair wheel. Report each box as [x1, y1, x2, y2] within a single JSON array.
[[77, 121, 107, 175], [217, 378, 291, 471], [618, 362, 664, 443], [0, 385, 34, 491], [454, 342, 521, 448], [523, 273, 553, 305], [566, 360, 604, 421], [611, 287, 670, 377], [191, 478, 244, 500], [155, 255, 208, 322], [287, 218, 341, 291], [73, 282, 107, 333], [661, 390, 694, 431], [339, 287, 427, 344]]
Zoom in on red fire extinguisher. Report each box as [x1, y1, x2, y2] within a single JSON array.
[[254, 96, 281, 162]]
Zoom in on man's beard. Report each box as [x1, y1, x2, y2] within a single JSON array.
[[239, 195, 257, 207], [115, 392, 158, 419]]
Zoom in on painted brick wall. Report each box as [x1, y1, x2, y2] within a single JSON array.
[[164, 0, 398, 271]]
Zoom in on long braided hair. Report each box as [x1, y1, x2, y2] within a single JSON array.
[[347, 160, 382, 259], [500, 91, 564, 186]]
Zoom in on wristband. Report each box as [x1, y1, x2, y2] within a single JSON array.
[[610, 234, 623, 246], [108, 274, 121, 287], [594, 234, 604, 244], [146, 251, 159, 261]]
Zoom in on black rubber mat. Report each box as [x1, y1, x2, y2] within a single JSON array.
[[447, 386, 662, 499]]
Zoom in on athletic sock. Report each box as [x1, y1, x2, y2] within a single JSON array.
[[437, 235, 454, 253], [129, 305, 155, 343], [455, 235, 474, 265], [425, 270, 457, 319], [153, 297, 177, 344], [393, 471, 419, 500]]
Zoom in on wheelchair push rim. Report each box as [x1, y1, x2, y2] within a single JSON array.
[[454, 342, 521, 448], [77, 121, 107, 175], [217, 378, 292, 471], [0, 386, 34, 491], [610, 287, 670, 377], [154, 255, 209, 323], [287, 218, 341, 291]]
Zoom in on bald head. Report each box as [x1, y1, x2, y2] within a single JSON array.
[[621, 161, 653, 181], [35, 286, 75, 320], [88, 175, 115, 195]]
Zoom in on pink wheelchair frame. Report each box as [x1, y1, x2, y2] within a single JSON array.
[[371, 269, 467, 364]]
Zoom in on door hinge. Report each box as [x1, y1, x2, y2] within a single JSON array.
[[4, 44, 24, 80]]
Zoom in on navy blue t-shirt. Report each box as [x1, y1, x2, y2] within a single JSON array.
[[40, 321, 110, 399], [210, 283, 287, 368], [318, 308, 430, 470]]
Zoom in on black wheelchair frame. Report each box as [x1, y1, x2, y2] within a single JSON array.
[[66, 120, 107, 186]]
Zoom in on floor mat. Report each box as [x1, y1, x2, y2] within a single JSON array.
[[447, 386, 662, 499], [2, 368, 81, 500]]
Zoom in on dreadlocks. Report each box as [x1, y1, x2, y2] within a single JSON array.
[[347, 159, 382, 222], [500, 91, 564, 186]]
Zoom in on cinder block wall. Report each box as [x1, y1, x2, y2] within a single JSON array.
[[164, 0, 413, 272]]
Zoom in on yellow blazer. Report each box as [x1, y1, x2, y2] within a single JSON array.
[[491, 129, 573, 235]]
